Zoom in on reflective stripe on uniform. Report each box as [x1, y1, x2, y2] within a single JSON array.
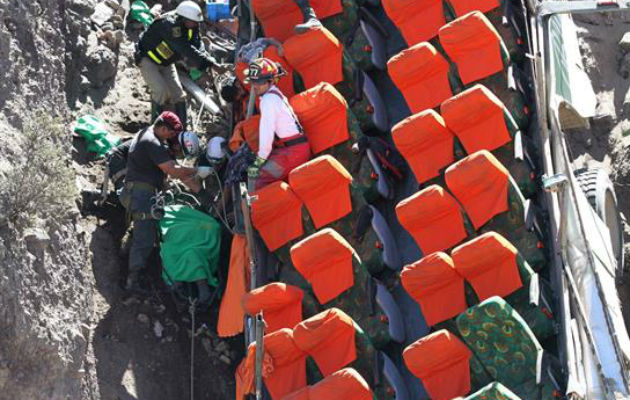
[[155, 41, 174, 60], [147, 51, 162, 64], [188, 29, 193, 40]]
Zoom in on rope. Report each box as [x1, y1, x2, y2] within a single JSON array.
[[189, 298, 197, 400], [210, 168, 235, 234]]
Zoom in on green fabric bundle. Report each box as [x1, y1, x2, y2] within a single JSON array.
[[74, 115, 121, 158], [159, 205, 221, 286], [130, 0, 154, 27]]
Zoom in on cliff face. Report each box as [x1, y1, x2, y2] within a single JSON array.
[[0, 1, 99, 399]]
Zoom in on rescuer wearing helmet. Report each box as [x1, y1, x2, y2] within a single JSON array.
[[177, 130, 201, 160], [244, 58, 311, 190], [135, 1, 226, 128], [120, 112, 211, 291]]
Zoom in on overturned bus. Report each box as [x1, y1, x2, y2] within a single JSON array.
[[222, 0, 630, 398]]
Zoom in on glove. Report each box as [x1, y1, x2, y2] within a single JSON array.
[[189, 68, 203, 81], [196, 166, 214, 179], [247, 157, 266, 179]]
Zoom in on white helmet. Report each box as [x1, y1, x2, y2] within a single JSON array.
[[206, 136, 226, 164], [176, 1, 204, 22], [179, 131, 201, 159]]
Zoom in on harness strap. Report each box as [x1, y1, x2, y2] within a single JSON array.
[[111, 168, 127, 183], [265, 89, 304, 134], [126, 181, 157, 192]]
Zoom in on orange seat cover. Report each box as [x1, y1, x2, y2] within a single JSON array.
[[282, 387, 310, 400], [290, 82, 350, 154], [282, 368, 372, 400], [284, 27, 344, 90], [290, 228, 356, 304], [448, 0, 500, 17], [293, 308, 357, 377], [236, 60, 248, 85], [388, 42, 453, 113], [441, 85, 511, 154], [236, 328, 307, 400], [310, 368, 373, 400], [445, 150, 510, 229], [266, 46, 296, 98], [400, 252, 467, 326], [451, 232, 523, 300], [395, 185, 468, 254], [382, 0, 446, 45], [218, 235, 249, 337], [392, 109, 455, 184], [403, 330, 472, 400], [243, 283, 305, 333], [251, 0, 343, 42], [288, 155, 353, 229], [229, 114, 261, 153], [439, 12, 504, 85], [251, 181, 304, 251]]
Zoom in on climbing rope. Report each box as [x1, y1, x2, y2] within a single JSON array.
[[189, 297, 197, 400]]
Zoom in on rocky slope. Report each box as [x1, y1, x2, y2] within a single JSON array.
[[0, 1, 100, 399]]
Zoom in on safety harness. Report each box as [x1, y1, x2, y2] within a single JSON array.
[[264, 88, 308, 148]]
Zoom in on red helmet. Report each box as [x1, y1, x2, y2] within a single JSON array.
[[156, 111, 183, 133], [244, 58, 286, 84]]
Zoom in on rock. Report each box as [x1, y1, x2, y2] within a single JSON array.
[[23, 228, 50, 255], [0, 237, 6, 261], [619, 32, 630, 54], [592, 113, 615, 131], [99, 30, 124, 50], [153, 321, 164, 338], [153, 304, 166, 314], [101, 22, 115, 32], [67, 0, 97, 17], [91, 2, 115, 26], [111, 15, 125, 30], [0, 366, 9, 389], [86, 45, 118, 88], [137, 313, 150, 324], [121, 296, 140, 306]]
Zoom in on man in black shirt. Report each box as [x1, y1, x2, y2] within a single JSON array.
[[120, 111, 210, 291]]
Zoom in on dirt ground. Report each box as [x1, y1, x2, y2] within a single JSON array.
[[573, 11, 630, 328], [70, 7, 241, 400]]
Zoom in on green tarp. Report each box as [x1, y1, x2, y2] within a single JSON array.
[[74, 115, 121, 157], [159, 205, 222, 287]]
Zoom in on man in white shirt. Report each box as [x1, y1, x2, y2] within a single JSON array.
[[244, 58, 311, 190]]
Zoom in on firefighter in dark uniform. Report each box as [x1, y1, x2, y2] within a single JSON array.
[[135, 1, 225, 128]]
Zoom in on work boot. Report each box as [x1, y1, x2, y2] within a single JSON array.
[[151, 101, 163, 122], [174, 101, 188, 130], [196, 280, 211, 304], [294, 6, 322, 34]]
